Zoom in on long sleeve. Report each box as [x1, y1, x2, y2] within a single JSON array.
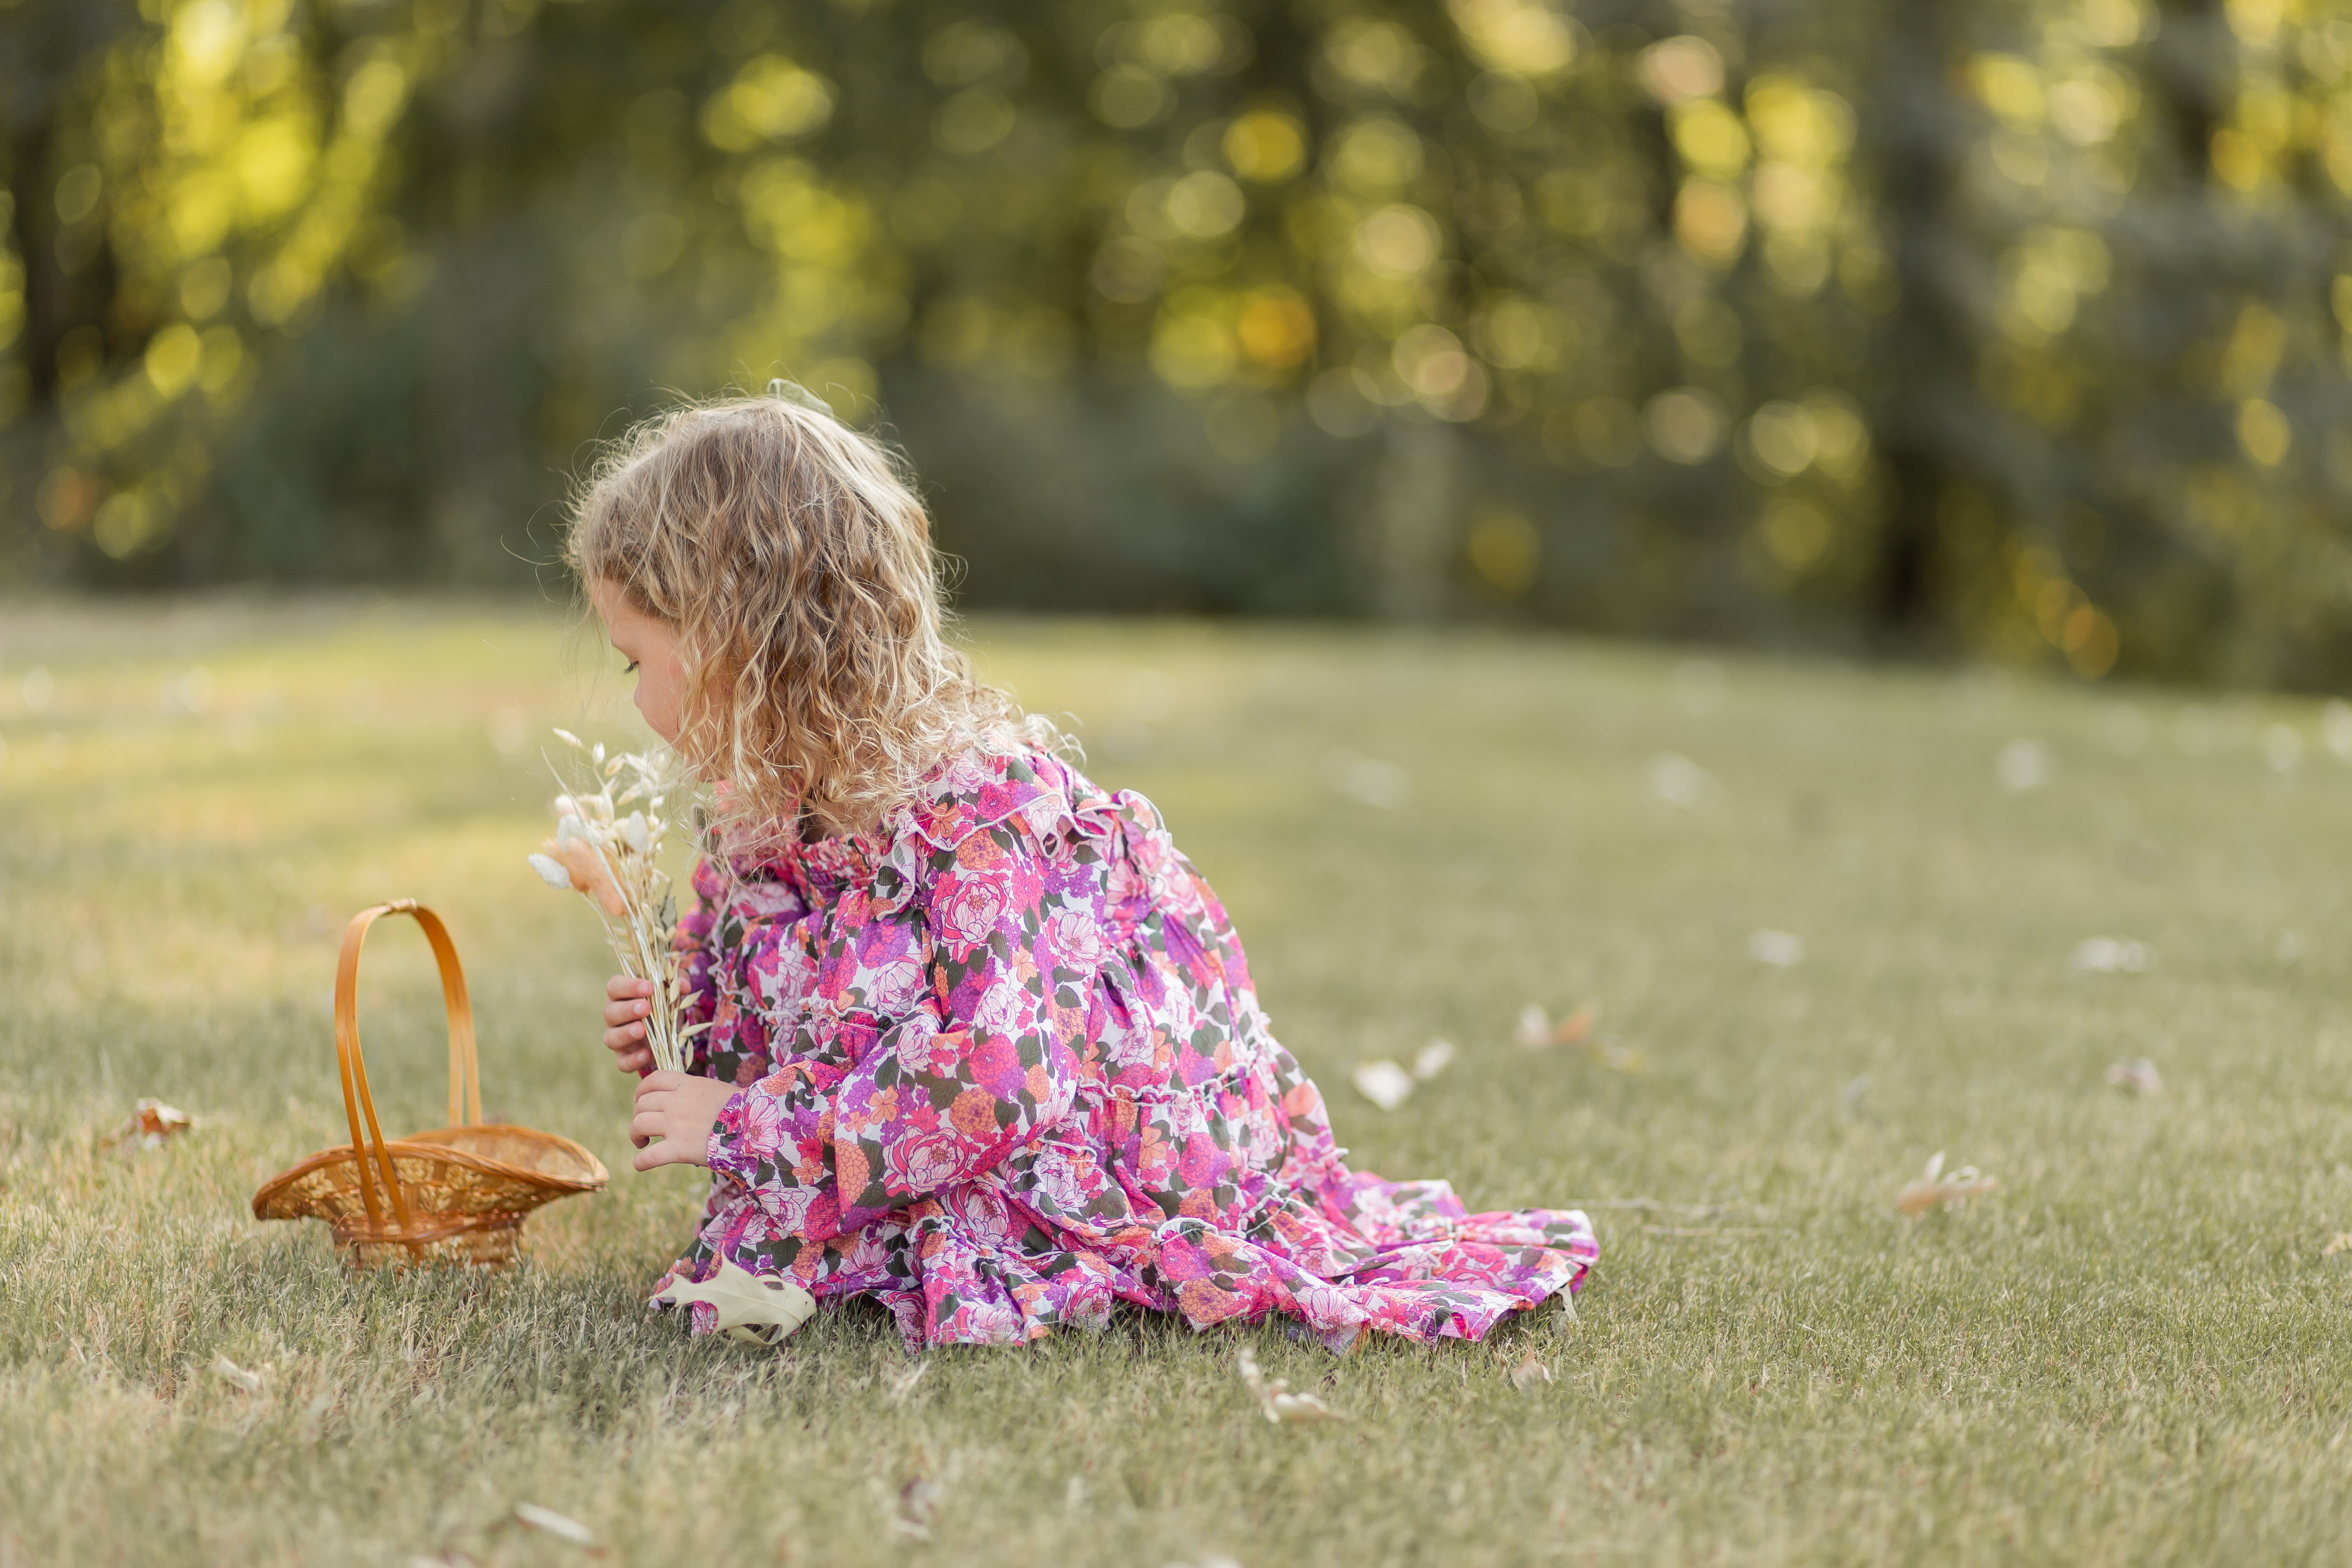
[[675, 854, 811, 1086], [705, 811, 1091, 1240], [671, 856, 722, 1077]]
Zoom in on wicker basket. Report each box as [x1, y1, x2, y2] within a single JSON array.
[[252, 900, 608, 1268]]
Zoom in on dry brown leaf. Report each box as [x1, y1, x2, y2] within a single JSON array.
[[1509, 1350, 1552, 1390], [106, 1098, 192, 1151], [1895, 1151, 1998, 1217], [2323, 1234, 2352, 1257]]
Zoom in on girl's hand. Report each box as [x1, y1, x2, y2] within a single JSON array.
[[603, 974, 655, 1074], [630, 1071, 737, 1172]]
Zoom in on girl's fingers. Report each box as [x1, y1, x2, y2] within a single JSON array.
[[602, 998, 653, 1027], [606, 975, 655, 1001], [633, 1133, 703, 1173]]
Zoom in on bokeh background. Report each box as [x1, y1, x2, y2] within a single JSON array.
[[7, 0, 2352, 686]]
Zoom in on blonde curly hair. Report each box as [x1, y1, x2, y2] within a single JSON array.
[[564, 391, 1055, 845]]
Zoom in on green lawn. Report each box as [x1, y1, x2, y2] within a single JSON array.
[[5, 597, 2352, 1567]]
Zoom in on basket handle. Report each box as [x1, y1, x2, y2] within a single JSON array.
[[334, 900, 484, 1240]]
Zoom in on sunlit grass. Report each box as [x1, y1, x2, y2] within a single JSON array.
[[6, 597, 2352, 1565]]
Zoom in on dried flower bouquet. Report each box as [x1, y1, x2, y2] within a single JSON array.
[[526, 730, 708, 1073]]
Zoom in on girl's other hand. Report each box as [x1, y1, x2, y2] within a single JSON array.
[[603, 974, 655, 1074], [629, 1071, 736, 1171]]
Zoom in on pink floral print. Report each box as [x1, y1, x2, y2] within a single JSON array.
[[653, 747, 1596, 1352]]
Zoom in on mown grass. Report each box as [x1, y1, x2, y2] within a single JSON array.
[[5, 597, 2352, 1567]]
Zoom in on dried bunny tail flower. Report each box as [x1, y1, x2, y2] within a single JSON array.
[[563, 391, 1069, 846], [527, 852, 573, 889], [545, 833, 629, 918]]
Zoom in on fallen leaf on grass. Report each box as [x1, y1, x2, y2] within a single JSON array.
[[2070, 937, 2149, 974], [648, 1255, 817, 1347], [512, 1504, 597, 1548], [1325, 750, 1411, 810], [1238, 1346, 1342, 1424], [1509, 1350, 1552, 1390], [886, 1360, 929, 1404], [1411, 1039, 1457, 1081], [1515, 1003, 1596, 1049], [2323, 1234, 2352, 1257], [1895, 1152, 1998, 1217], [2104, 1058, 2163, 1095], [893, 1474, 939, 1539], [1515, 1004, 1641, 1070], [1351, 1060, 1415, 1112], [1996, 737, 2054, 793], [209, 1355, 266, 1393], [1647, 752, 1718, 810], [1586, 1038, 1646, 1073], [106, 1099, 192, 1151]]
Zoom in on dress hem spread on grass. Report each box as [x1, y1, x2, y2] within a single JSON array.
[[650, 746, 1596, 1352]]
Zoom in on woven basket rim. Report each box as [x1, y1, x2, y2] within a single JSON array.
[[328, 1209, 529, 1246], [251, 1123, 609, 1221]]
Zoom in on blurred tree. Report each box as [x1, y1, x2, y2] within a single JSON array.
[[6, 0, 2352, 688]]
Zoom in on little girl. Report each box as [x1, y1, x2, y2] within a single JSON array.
[[570, 389, 1596, 1352]]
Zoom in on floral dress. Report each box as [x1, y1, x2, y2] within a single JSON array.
[[655, 744, 1597, 1353]]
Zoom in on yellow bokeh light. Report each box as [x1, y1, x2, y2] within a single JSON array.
[[1449, 0, 1580, 80], [1225, 112, 1306, 183], [1674, 180, 1748, 266], [1670, 101, 1751, 178], [1354, 204, 1441, 279], [1151, 303, 1238, 389], [1467, 507, 1540, 593], [1236, 288, 1316, 368], [144, 324, 203, 398], [1970, 54, 2047, 131], [2239, 398, 2291, 465], [1326, 116, 1424, 194]]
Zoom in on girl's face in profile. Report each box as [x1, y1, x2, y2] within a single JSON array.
[[590, 577, 689, 750]]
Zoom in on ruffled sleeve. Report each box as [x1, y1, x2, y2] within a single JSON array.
[[704, 753, 1093, 1239]]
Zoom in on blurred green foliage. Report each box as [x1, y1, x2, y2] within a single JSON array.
[[6, 0, 2352, 684]]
